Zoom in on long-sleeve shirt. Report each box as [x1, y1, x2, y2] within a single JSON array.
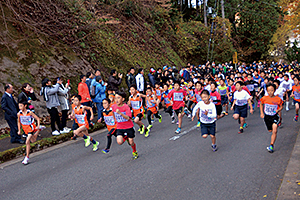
[[192, 101, 217, 124], [78, 82, 91, 103]]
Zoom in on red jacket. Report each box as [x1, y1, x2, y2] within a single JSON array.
[[78, 82, 91, 103]]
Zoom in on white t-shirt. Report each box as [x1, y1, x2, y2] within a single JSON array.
[[280, 80, 292, 91], [275, 87, 286, 100], [192, 101, 217, 124], [204, 85, 211, 93], [277, 77, 284, 84], [234, 90, 251, 106]]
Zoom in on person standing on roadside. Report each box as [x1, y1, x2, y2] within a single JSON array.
[[1, 84, 24, 144], [107, 69, 123, 93], [148, 68, 156, 87], [40, 78, 63, 136], [136, 68, 145, 94], [78, 74, 93, 127], [126, 67, 135, 90], [57, 77, 71, 133], [93, 76, 107, 122], [18, 83, 37, 112]]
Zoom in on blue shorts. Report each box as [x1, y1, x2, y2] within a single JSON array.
[[233, 105, 248, 118], [200, 122, 216, 136], [221, 96, 228, 105], [294, 99, 300, 105]]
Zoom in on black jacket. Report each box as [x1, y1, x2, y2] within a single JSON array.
[[18, 91, 37, 104], [126, 73, 135, 88], [1, 93, 18, 120], [107, 75, 122, 92]]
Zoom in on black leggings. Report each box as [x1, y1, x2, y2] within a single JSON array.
[[186, 100, 194, 112], [106, 128, 116, 149], [61, 110, 68, 129], [147, 110, 161, 125], [47, 107, 62, 132], [165, 106, 173, 116]]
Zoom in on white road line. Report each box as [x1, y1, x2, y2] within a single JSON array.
[[169, 125, 198, 141]]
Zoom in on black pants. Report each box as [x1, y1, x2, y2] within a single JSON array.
[[61, 110, 68, 129], [186, 100, 194, 112], [147, 110, 161, 125], [165, 106, 173, 116], [82, 101, 92, 125], [106, 128, 117, 149], [7, 117, 21, 143], [47, 107, 62, 132]]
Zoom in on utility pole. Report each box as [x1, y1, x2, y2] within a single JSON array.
[[221, 0, 226, 38], [204, 0, 207, 27]]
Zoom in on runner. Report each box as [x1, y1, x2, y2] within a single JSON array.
[[192, 90, 218, 152], [100, 98, 117, 154], [260, 83, 283, 153], [186, 80, 195, 118], [217, 79, 229, 115], [210, 82, 224, 119], [112, 91, 138, 160], [17, 102, 41, 165], [280, 74, 293, 111], [291, 76, 300, 122], [161, 83, 175, 123], [231, 81, 253, 134], [168, 81, 188, 134], [127, 84, 145, 135], [194, 81, 203, 127], [274, 80, 286, 125], [69, 95, 99, 152], [144, 87, 162, 137]]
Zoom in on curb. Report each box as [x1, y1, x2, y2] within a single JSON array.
[[276, 128, 300, 199], [0, 123, 106, 164]]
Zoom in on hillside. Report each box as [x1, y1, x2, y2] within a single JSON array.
[[0, 0, 234, 120]]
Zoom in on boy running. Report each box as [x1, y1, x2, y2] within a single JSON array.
[[168, 81, 188, 134], [17, 102, 41, 165], [161, 83, 175, 123], [112, 91, 138, 160], [192, 90, 218, 151], [231, 81, 253, 134], [69, 95, 99, 151], [100, 98, 117, 154], [260, 83, 283, 153], [291, 76, 300, 122], [217, 79, 229, 115]]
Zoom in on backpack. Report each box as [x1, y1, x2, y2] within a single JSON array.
[[90, 85, 96, 99]]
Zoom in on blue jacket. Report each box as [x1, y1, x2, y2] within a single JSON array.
[[93, 82, 106, 103]]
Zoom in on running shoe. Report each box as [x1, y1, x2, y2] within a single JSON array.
[[243, 123, 248, 128], [238, 128, 243, 134], [184, 107, 189, 115], [84, 136, 91, 147], [211, 145, 218, 152], [267, 145, 274, 153], [22, 156, 29, 165], [176, 121, 179, 125], [139, 125, 145, 134], [286, 107, 289, 111], [197, 121, 201, 127], [171, 117, 176, 124], [145, 125, 152, 138], [102, 149, 110, 154], [175, 127, 181, 134], [158, 114, 162, 123], [132, 151, 139, 160], [294, 115, 298, 122], [257, 101, 260, 108], [225, 112, 228, 116], [188, 114, 192, 119], [71, 135, 77, 140], [93, 141, 99, 152]]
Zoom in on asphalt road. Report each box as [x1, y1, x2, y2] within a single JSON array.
[[0, 106, 299, 200]]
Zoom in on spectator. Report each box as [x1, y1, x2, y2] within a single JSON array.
[[90, 69, 101, 92], [85, 71, 93, 94], [18, 83, 37, 112], [107, 69, 123, 93], [57, 77, 71, 133], [183, 66, 190, 82], [126, 67, 135, 89], [135, 68, 145, 93], [78, 75, 93, 126], [154, 68, 162, 83], [93, 76, 107, 122], [40, 78, 63, 136], [148, 68, 156, 87], [161, 70, 170, 84], [1, 84, 24, 144]]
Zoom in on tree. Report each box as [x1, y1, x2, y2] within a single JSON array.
[[285, 40, 300, 62]]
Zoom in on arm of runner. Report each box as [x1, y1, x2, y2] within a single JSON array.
[[248, 98, 253, 114], [259, 100, 264, 119], [192, 102, 200, 119], [84, 106, 94, 121], [231, 100, 236, 110], [17, 113, 21, 135], [30, 111, 40, 130]]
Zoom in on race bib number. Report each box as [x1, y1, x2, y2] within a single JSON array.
[[131, 101, 140, 110], [264, 104, 277, 116], [173, 93, 184, 101], [104, 115, 115, 126], [75, 114, 85, 124], [211, 96, 217, 104], [156, 90, 161, 96], [114, 112, 128, 123], [247, 84, 254, 91], [219, 89, 226, 96], [294, 91, 300, 99], [195, 94, 202, 102], [282, 84, 289, 90], [236, 99, 247, 106], [189, 90, 194, 97], [20, 116, 32, 125]]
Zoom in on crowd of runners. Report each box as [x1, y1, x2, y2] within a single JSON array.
[[13, 60, 300, 165]]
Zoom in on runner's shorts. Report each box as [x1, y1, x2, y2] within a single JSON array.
[[117, 127, 135, 138], [201, 122, 216, 136], [264, 114, 280, 131], [233, 104, 248, 118]]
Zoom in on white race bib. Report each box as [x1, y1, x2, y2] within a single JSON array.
[[75, 114, 85, 124], [236, 99, 247, 106], [104, 115, 115, 126], [294, 91, 300, 99], [131, 101, 140, 110], [173, 93, 184, 101], [264, 104, 277, 116], [20, 115, 32, 125], [114, 112, 128, 123]]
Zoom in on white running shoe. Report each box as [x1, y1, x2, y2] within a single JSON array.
[[62, 127, 71, 133], [60, 129, 69, 134], [286, 107, 289, 111], [22, 156, 29, 165], [52, 130, 60, 136], [64, 127, 71, 132], [39, 125, 46, 130]]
